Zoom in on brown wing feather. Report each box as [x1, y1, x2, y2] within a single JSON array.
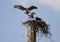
[[14, 5, 26, 10], [28, 6, 37, 11]]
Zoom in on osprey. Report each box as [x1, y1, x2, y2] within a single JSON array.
[[28, 12, 35, 18], [35, 17, 41, 21], [14, 5, 37, 14]]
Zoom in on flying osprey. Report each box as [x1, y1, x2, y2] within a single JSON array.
[[14, 5, 37, 14]]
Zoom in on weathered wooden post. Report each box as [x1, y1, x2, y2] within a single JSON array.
[[23, 20, 36, 42], [23, 12, 36, 42]]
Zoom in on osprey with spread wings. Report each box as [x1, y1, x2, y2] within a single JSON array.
[[14, 5, 37, 14]]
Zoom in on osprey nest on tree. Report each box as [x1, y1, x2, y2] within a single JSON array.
[[14, 5, 37, 14]]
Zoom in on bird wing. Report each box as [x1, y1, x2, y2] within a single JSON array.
[[27, 6, 37, 11], [14, 5, 26, 10]]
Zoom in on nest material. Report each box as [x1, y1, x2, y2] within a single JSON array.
[[23, 20, 51, 37]]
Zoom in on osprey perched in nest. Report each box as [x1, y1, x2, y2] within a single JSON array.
[[28, 12, 35, 18], [14, 5, 37, 14], [35, 17, 51, 37]]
